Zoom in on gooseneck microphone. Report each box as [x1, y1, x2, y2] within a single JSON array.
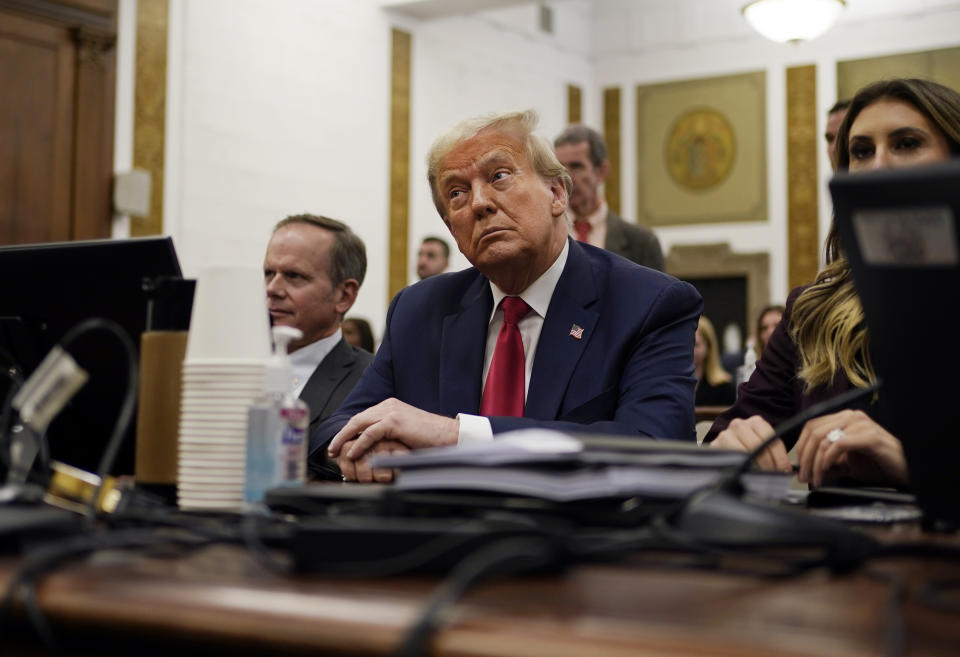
[[668, 380, 883, 561]]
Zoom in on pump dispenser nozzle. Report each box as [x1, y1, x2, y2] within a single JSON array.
[[271, 326, 301, 356], [264, 326, 302, 395]]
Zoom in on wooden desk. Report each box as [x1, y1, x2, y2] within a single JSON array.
[[2, 523, 959, 657]]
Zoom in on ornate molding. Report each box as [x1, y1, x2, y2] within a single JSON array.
[[73, 26, 115, 70], [0, 0, 115, 31], [786, 65, 819, 289]]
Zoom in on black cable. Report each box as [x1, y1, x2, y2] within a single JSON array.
[[0, 376, 21, 438], [0, 358, 24, 477], [57, 318, 138, 521], [394, 536, 561, 657], [20, 578, 61, 657], [0, 525, 223, 645], [287, 518, 547, 577], [647, 514, 847, 578]]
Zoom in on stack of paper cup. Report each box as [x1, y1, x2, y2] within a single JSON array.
[[177, 266, 271, 511]]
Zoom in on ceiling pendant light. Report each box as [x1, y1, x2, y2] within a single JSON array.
[[742, 0, 846, 43]]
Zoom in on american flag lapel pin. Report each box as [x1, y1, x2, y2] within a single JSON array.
[[569, 324, 584, 340]]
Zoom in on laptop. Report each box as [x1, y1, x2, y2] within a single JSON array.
[[830, 159, 960, 528]]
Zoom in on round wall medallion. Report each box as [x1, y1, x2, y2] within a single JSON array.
[[665, 108, 736, 190]]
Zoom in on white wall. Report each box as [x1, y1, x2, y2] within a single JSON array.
[[112, 0, 960, 336], [163, 0, 393, 333], [112, 0, 138, 238]]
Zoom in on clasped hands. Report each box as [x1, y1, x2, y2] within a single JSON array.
[[709, 409, 909, 488], [327, 398, 459, 482]]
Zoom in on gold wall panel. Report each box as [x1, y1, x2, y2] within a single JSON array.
[[786, 65, 819, 290], [567, 84, 581, 125], [388, 28, 411, 302], [838, 46, 960, 100], [635, 71, 766, 227], [603, 87, 621, 216], [132, 0, 167, 236]]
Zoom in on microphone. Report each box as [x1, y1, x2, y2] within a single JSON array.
[[667, 381, 884, 563]]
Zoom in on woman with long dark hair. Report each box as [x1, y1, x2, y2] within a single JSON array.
[[706, 78, 960, 488]]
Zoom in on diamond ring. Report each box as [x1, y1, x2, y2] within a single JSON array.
[[826, 428, 846, 443]]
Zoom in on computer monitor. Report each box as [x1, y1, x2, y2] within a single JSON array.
[[830, 159, 960, 527], [0, 236, 188, 475]]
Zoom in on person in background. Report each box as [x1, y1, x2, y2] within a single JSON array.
[[825, 99, 851, 171], [554, 124, 664, 271], [416, 236, 450, 279], [706, 78, 960, 489], [694, 316, 736, 407], [342, 317, 375, 353], [263, 214, 373, 478], [315, 109, 702, 482], [755, 303, 784, 358]]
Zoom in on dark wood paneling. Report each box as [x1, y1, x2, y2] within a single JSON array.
[[73, 25, 116, 239], [0, 0, 116, 245], [0, 0, 114, 30], [0, 10, 75, 243]]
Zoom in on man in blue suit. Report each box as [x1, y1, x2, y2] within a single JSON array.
[[315, 109, 701, 481]]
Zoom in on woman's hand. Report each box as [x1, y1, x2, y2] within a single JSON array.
[[708, 415, 793, 473], [794, 410, 909, 488]]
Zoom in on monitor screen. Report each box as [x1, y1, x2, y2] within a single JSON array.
[[0, 236, 188, 475], [830, 159, 960, 527]]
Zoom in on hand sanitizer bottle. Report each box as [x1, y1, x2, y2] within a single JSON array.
[[275, 332, 309, 487], [244, 326, 309, 506]]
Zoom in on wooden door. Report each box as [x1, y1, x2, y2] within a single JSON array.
[[0, 0, 117, 245]]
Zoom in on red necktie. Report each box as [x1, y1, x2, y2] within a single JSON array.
[[574, 220, 591, 243], [480, 297, 531, 417]]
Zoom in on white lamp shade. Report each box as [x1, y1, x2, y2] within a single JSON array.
[[742, 0, 846, 43]]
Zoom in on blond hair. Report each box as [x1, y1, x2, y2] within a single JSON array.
[[426, 109, 572, 217], [790, 261, 875, 391], [698, 316, 731, 386]]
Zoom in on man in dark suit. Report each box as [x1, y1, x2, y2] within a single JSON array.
[[316, 110, 701, 482], [263, 214, 373, 442], [554, 124, 664, 271]]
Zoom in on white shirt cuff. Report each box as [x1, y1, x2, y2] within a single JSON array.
[[456, 413, 494, 445]]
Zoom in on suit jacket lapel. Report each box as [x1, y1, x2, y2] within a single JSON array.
[[439, 273, 492, 416], [526, 240, 599, 420], [300, 338, 354, 425], [604, 211, 628, 255]]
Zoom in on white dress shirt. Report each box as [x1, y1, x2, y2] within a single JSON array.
[[568, 199, 608, 249], [288, 328, 342, 398], [457, 240, 569, 444]]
